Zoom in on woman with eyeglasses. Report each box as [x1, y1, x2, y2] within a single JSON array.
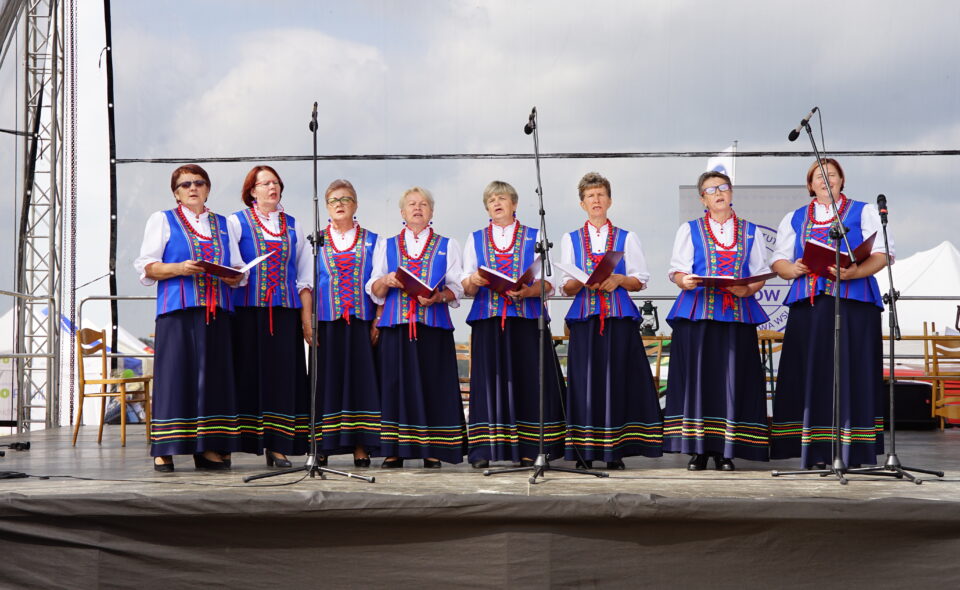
[[460, 180, 565, 469], [134, 164, 245, 472], [227, 166, 312, 468], [663, 171, 771, 472], [299, 179, 381, 468], [366, 187, 467, 469], [770, 159, 890, 470], [558, 172, 662, 470]]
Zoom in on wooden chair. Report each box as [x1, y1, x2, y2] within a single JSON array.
[[757, 330, 785, 397], [455, 342, 471, 406], [642, 335, 669, 396], [926, 325, 960, 429], [73, 328, 152, 446]]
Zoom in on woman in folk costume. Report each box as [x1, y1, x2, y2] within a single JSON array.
[[228, 165, 311, 468], [366, 187, 467, 468], [134, 164, 245, 472], [460, 181, 565, 469], [301, 179, 381, 468], [558, 172, 663, 470], [770, 158, 891, 469], [663, 171, 771, 472]]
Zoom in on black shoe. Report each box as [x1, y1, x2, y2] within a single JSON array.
[[354, 457, 371, 468], [153, 457, 174, 473], [606, 459, 626, 470], [809, 462, 827, 470], [193, 453, 229, 471], [715, 457, 735, 471], [423, 458, 442, 469], [266, 451, 292, 468], [471, 460, 490, 469], [316, 456, 328, 467], [519, 458, 535, 467], [687, 454, 708, 471], [575, 460, 594, 470], [381, 457, 404, 469]]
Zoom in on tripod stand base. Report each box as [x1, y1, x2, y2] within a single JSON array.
[[846, 453, 944, 485], [483, 454, 609, 484], [243, 456, 375, 484]]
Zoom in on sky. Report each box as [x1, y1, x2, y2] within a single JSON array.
[[1, 0, 959, 340]]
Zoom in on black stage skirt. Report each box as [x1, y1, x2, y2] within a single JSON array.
[[771, 295, 885, 468], [150, 307, 243, 457], [378, 324, 467, 463], [564, 317, 663, 461], [232, 307, 310, 456], [466, 317, 565, 463], [315, 318, 381, 456], [663, 319, 769, 461]]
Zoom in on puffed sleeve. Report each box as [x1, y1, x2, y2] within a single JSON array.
[[859, 203, 894, 263], [443, 237, 465, 307], [623, 230, 650, 289], [771, 210, 798, 265], [460, 232, 478, 281], [133, 211, 170, 287], [364, 235, 389, 305], [224, 215, 249, 287], [747, 225, 772, 277], [295, 224, 314, 292], [667, 223, 694, 282], [555, 232, 576, 296]]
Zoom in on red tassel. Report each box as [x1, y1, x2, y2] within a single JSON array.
[[407, 300, 417, 341]]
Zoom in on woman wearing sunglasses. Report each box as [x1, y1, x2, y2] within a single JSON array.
[[134, 164, 245, 472], [227, 166, 312, 468], [770, 159, 890, 470], [300, 179, 382, 468], [663, 171, 771, 471]]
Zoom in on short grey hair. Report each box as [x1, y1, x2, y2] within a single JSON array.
[[399, 186, 435, 209], [696, 171, 732, 195], [482, 180, 519, 208], [577, 172, 611, 201]]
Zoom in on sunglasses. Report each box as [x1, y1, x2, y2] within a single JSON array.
[[177, 179, 208, 190], [701, 183, 731, 196]]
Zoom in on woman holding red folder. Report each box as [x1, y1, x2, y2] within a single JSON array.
[[134, 164, 245, 472], [366, 187, 467, 468], [460, 181, 566, 469], [558, 172, 663, 469], [770, 158, 892, 469], [227, 166, 312, 468], [664, 171, 771, 471]]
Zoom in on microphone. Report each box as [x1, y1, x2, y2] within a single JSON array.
[[308, 101, 318, 132], [787, 106, 818, 142], [523, 107, 537, 135], [877, 194, 888, 225]]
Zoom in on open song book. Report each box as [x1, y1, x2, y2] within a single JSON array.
[[195, 250, 276, 279]]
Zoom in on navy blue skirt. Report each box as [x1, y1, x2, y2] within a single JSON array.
[[150, 307, 242, 457], [771, 295, 885, 468], [232, 306, 310, 456], [564, 317, 663, 461], [378, 324, 467, 463], [315, 318, 381, 456], [467, 317, 565, 462], [663, 319, 769, 461]]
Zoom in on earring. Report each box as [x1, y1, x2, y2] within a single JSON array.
[[513, 212, 517, 218], [429, 220, 433, 226], [703, 208, 708, 213], [402, 220, 407, 226], [327, 218, 331, 224], [488, 218, 492, 224]]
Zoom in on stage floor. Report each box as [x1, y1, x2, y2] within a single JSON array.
[[1, 427, 959, 589], [0, 425, 958, 499]]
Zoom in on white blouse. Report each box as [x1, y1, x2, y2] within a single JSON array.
[[771, 198, 894, 265], [225, 207, 313, 292], [134, 206, 245, 287], [557, 222, 650, 293], [668, 217, 771, 281], [460, 221, 545, 283], [364, 227, 465, 306]]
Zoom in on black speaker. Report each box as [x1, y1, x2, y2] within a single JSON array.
[[882, 379, 936, 430]]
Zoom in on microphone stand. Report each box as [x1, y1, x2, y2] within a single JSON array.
[[772, 117, 895, 484], [245, 102, 373, 485], [848, 197, 943, 483], [484, 107, 607, 483]]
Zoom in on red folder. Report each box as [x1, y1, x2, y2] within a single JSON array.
[[396, 266, 443, 299], [694, 272, 778, 288], [802, 232, 877, 277], [585, 251, 624, 285], [478, 255, 540, 294]]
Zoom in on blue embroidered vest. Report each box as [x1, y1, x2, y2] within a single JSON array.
[[231, 209, 302, 309], [316, 227, 378, 322], [784, 199, 883, 309], [666, 217, 769, 325], [564, 225, 640, 323], [378, 231, 454, 330], [155, 209, 234, 316], [466, 224, 544, 324]]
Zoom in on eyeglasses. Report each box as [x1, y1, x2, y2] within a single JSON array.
[[327, 196, 356, 206], [177, 180, 208, 190], [255, 180, 282, 188], [701, 183, 731, 196]]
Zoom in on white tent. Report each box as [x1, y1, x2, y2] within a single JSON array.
[[876, 241, 960, 335]]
